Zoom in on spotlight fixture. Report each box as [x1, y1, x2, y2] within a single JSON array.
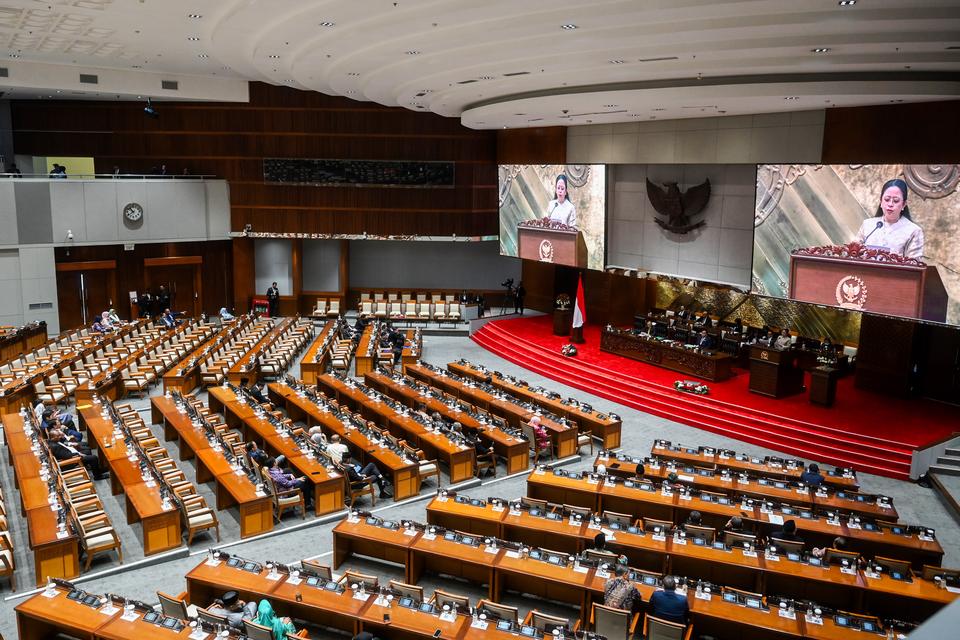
[[198, 53, 209, 58], [838, 0, 855, 5], [318, 21, 335, 27], [143, 98, 159, 118], [187, 36, 199, 41], [268, 54, 280, 59], [609, 59, 625, 64], [405, 50, 421, 55], [812, 47, 830, 53], [784, 96, 800, 100], [561, 24, 578, 30], [188, 14, 203, 19]]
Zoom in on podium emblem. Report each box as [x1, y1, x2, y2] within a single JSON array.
[[538, 239, 555, 262], [760, 351, 769, 361], [835, 275, 868, 309]]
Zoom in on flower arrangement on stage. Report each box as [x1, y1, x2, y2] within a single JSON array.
[[555, 294, 571, 310], [674, 380, 709, 395], [561, 344, 578, 357]]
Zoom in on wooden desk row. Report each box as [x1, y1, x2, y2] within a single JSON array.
[[402, 362, 579, 460], [268, 380, 421, 501], [601, 326, 735, 382], [150, 395, 275, 538], [595, 453, 896, 522], [650, 441, 861, 491], [77, 400, 183, 556], [355, 325, 423, 377], [161, 317, 252, 394], [206, 385, 346, 515], [299, 320, 339, 384], [2, 413, 81, 587], [526, 472, 944, 569], [362, 369, 530, 475], [333, 515, 915, 640], [447, 360, 623, 449], [425, 498, 954, 618], [227, 317, 308, 385], [0, 320, 47, 363]]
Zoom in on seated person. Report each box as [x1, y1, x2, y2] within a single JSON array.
[[326, 434, 350, 464], [107, 308, 122, 325], [160, 308, 177, 328], [684, 511, 702, 527], [245, 441, 269, 467], [584, 532, 627, 564], [769, 519, 803, 543], [219, 307, 235, 321], [48, 429, 109, 480], [40, 408, 83, 443], [240, 377, 267, 404], [696, 330, 715, 350], [723, 516, 747, 534], [345, 455, 392, 499], [603, 565, 642, 613], [774, 328, 793, 350], [811, 536, 865, 567], [649, 575, 689, 624], [800, 463, 825, 487], [530, 416, 551, 454], [92, 317, 109, 333], [308, 426, 326, 446], [254, 599, 297, 640], [207, 590, 257, 629], [265, 457, 313, 509]]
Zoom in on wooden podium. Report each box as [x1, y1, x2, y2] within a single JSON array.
[[518, 224, 588, 267], [749, 346, 804, 398], [789, 244, 947, 322]]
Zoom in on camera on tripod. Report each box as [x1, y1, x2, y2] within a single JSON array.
[[501, 278, 514, 289]]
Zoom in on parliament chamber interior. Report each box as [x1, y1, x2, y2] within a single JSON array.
[[0, 2, 959, 639]]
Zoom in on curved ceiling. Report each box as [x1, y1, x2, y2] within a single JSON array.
[[1, 0, 959, 127]]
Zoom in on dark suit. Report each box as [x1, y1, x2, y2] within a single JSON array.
[[649, 590, 689, 624], [266, 286, 280, 317], [697, 335, 715, 349], [50, 440, 103, 476], [800, 471, 825, 487]]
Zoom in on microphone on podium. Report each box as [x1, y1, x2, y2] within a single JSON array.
[[862, 220, 883, 244]]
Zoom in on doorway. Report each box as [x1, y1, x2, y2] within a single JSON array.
[[55, 260, 118, 331], [144, 256, 203, 318]]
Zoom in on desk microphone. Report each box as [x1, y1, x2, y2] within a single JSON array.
[[862, 220, 883, 244]]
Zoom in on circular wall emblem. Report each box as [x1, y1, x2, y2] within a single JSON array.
[[835, 275, 868, 309], [538, 239, 554, 262]]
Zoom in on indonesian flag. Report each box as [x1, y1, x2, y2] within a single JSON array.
[[572, 274, 586, 329]]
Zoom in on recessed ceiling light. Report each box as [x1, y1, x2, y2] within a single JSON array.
[[889, 99, 904, 103], [187, 36, 199, 41], [9, 53, 20, 58], [812, 48, 830, 53], [603, 104, 617, 108], [609, 59, 625, 64], [479, 75, 495, 80], [653, 108, 666, 111], [405, 50, 421, 55], [268, 54, 280, 59], [198, 53, 208, 58], [838, 0, 855, 5], [784, 96, 800, 100], [188, 14, 203, 19], [561, 24, 578, 30], [132, 65, 141, 68], [318, 21, 336, 27], [347, 72, 360, 76]]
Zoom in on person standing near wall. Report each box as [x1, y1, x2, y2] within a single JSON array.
[[266, 281, 280, 317]]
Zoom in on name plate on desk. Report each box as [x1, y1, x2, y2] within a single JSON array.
[[403, 528, 418, 537], [505, 550, 521, 559], [695, 591, 712, 601], [204, 558, 221, 567], [743, 550, 758, 558], [778, 609, 796, 620], [266, 571, 283, 581], [767, 514, 784, 525], [439, 611, 458, 623], [841, 567, 857, 575], [484, 546, 498, 555], [422, 533, 437, 541], [765, 554, 780, 562], [121, 610, 141, 622], [56, 530, 70, 539], [674, 538, 687, 545], [287, 575, 302, 586], [652, 534, 667, 542], [353, 592, 371, 601], [534, 469, 546, 475], [679, 493, 692, 501], [574, 565, 589, 574], [436, 496, 449, 502], [470, 619, 489, 630], [509, 509, 522, 517], [347, 517, 361, 524], [864, 571, 880, 580], [804, 615, 823, 626], [100, 604, 120, 615], [42, 589, 58, 599], [189, 630, 210, 640]]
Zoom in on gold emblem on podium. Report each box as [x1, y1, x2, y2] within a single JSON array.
[[760, 350, 769, 361], [539, 239, 554, 262], [835, 275, 867, 309]]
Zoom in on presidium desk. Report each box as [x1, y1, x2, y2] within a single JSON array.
[[601, 327, 734, 382]]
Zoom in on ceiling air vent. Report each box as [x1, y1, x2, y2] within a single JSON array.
[[637, 56, 679, 62], [0, 68, 8, 77], [79, 73, 98, 84], [502, 71, 529, 77], [456, 79, 478, 84], [161, 80, 179, 90]]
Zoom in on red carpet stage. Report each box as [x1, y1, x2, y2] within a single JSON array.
[[472, 316, 958, 480]]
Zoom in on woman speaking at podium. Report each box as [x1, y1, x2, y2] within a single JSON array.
[[543, 173, 577, 228], [855, 178, 924, 259]]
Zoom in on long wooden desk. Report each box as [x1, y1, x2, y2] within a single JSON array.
[[447, 360, 623, 449], [601, 326, 735, 381], [529, 473, 944, 569], [651, 441, 861, 491], [76, 400, 182, 555], [299, 320, 337, 384], [0, 320, 47, 363], [3, 413, 82, 586], [227, 317, 297, 385], [16, 585, 121, 640], [207, 385, 346, 515], [364, 369, 529, 475], [268, 380, 420, 501], [401, 362, 578, 460], [161, 318, 247, 393], [596, 453, 897, 522], [150, 395, 274, 538]]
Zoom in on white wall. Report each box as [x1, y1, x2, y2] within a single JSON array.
[[349, 240, 521, 290], [568, 110, 824, 165], [607, 164, 755, 288], [0, 246, 59, 335], [254, 239, 293, 295], [302, 240, 341, 292]]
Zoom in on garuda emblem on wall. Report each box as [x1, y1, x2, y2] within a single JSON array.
[[646, 178, 711, 234]]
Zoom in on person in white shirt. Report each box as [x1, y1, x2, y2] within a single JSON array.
[[326, 434, 350, 464], [774, 328, 793, 350], [543, 174, 577, 228], [855, 178, 924, 260]]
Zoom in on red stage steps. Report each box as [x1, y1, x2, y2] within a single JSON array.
[[471, 319, 921, 480]]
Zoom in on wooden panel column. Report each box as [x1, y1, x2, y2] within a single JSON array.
[[232, 237, 255, 314]]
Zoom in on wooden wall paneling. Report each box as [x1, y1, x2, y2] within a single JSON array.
[[497, 127, 568, 164], [12, 83, 500, 238], [520, 261, 557, 314], [822, 100, 960, 164], [913, 324, 960, 405], [854, 314, 917, 396]]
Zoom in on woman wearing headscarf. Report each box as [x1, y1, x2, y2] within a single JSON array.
[[855, 178, 924, 259], [255, 599, 297, 640]]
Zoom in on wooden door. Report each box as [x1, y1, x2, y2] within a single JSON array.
[[144, 257, 202, 317], [55, 261, 118, 331]]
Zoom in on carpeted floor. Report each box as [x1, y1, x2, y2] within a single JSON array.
[[480, 316, 958, 449]]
